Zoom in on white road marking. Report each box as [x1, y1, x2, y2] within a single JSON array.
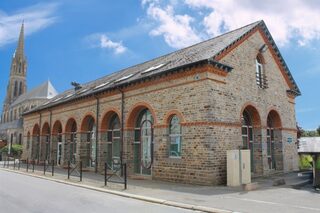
[[223, 196, 320, 212]]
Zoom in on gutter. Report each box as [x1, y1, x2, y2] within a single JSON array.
[[38, 112, 42, 164], [118, 88, 125, 166], [94, 95, 100, 173], [49, 110, 52, 161]]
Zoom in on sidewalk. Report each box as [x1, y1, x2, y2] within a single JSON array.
[[1, 162, 319, 213]]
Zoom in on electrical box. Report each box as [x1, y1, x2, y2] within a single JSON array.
[[227, 150, 251, 186]]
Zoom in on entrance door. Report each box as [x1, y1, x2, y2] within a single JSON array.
[[57, 142, 62, 166]]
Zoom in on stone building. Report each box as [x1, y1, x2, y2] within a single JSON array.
[[22, 20, 300, 185], [0, 23, 58, 150]]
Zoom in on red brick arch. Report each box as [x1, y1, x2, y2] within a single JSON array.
[[80, 113, 96, 132], [100, 108, 121, 131], [52, 120, 63, 135], [32, 124, 40, 136], [126, 102, 157, 128], [41, 122, 50, 135], [164, 110, 186, 125], [266, 108, 282, 128], [240, 102, 261, 127], [65, 118, 77, 133]]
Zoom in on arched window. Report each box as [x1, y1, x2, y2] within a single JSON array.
[[134, 109, 153, 175], [255, 54, 267, 89], [107, 114, 121, 166], [14, 109, 17, 120], [169, 115, 182, 157], [242, 110, 253, 150], [86, 117, 95, 142], [267, 115, 275, 169], [18, 133, 22, 145], [27, 132, 31, 150], [18, 62, 22, 73], [19, 82, 23, 95], [14, 81, 18, 97], [66, 119, 77, 163]]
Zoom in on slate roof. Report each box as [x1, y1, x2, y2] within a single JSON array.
[[25, 20, 300, 115], [11, 80, 58, 107]]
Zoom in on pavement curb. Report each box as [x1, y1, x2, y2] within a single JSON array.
[[0, 168, 232, 213]]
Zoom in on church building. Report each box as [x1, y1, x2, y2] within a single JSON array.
[[22, 21, 300, 185], [0, 23, 58, 150]]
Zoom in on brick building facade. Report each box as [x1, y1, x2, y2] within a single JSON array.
[[21, 21, 300, 185]]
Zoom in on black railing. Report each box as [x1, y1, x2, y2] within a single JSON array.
[[26, 158, 35, 172], [2, 158, 128, 190], [68, 161, 82, 181], [104, 162, 127, 189], [44, 160, 55, 176]]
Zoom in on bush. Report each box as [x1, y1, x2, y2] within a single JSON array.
[[299, 154, 313, 170], [0, 144, 23, 157]]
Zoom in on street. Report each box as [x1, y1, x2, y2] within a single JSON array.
[[0, 170, 198, 213]]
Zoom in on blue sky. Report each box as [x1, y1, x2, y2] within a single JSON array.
[[0, 0, 320, 130]]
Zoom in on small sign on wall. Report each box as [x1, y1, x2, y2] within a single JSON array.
[[287, 137, 293, 144]]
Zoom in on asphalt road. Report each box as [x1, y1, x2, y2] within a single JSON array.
[[0, 170, 199, 213]]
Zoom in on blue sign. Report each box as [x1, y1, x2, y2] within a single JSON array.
[[287, 137, 293, 144]]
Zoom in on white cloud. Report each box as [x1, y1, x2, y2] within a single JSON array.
[[145, 3, 202, 48], [100, 35, 127, 54], [142, 0, 320, 48], [0, 3, 58, 47], [86, 33, 127, 55], [185, 0, 320, 46]]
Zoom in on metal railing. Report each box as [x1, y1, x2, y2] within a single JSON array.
[[68, 161, 83, 181], [104, 162, 127, 189], [1, 158, 128, 190]]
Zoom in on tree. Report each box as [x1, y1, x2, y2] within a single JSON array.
[[317, 126, 320, 136], [297, 123, 304, 139]]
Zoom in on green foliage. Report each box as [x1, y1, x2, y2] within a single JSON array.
[[302, 130, 320, 137], [0, 144, 23, 157], [299, 154, 313, 169]]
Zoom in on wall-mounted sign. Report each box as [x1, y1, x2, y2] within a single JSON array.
[[287, 137, 293, 144]]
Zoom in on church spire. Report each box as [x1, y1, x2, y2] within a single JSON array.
[[16, 21, 24, 58], [3, 21, 27, 107]]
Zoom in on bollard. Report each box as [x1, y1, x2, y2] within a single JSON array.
[[13, 158, 16, 170], [32, 159, 35, 172], [18, 159, 20, 170], [124, 163, 127, 190], [80, 161, 83, 182], [26, 158, 29, 172], [52, 160, 54, 176], [7, 157, 9, 168], [68, 161, 70, 179]]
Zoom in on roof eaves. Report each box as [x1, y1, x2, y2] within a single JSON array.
[[258, 21, 301, 96], [24, 58, 232, 116]]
